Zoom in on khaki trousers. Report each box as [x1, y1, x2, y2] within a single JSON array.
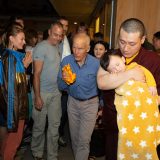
[[68, 96, 99, 160], [31, 92, 61, 160]]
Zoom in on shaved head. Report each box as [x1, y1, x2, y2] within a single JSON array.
[[73, 33, 90, 46], [72, 33, 91, 65], [120, 18, 146, 38]]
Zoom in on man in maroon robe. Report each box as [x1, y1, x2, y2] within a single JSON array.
[[97, 18, 160, 160]]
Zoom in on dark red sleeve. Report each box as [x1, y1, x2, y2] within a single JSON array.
[[130, 47, 160, 95]]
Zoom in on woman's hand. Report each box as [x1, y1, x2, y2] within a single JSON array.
[[23, 51, 32, 68]]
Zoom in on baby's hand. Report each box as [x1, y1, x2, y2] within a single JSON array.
[[131, 66, 145, 83], [148, 86, 157, 96]]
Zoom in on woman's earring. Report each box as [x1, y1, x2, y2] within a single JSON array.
[[12, 44, 14, 50]]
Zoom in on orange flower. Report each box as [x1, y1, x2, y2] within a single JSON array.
[[62, 64, 76, 85]]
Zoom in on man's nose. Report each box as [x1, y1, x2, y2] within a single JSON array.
[[75, 49, 80, 54], [123, 44, 130, 51], [58, 35, 62, 41]]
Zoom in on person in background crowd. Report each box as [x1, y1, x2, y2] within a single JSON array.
[[0, 26, 4, 53], [58, 33, 99, 160], [0, 26, 4, 44], [37, 31, 44, 43], [18, 28, 38, 152], [88, 41, 108, 160], [89, 32, 109, 56], [31, 21, 63, 160], [25, 28, 38, 83], [68, 22, 89, 49], [25, 28, 38, 86], [43, 30, 49, 40], [57, 16, 71, 147], [97, 18, 160, 160], [93, 32, 104, 42], [142, 38, 155, 51], [58, 16, 71, 60], [0, 22, 30, 160], [153, 31, 160, 54], [8, 16, 24, 28], [25, 29, 38, 49], [93, 41, 108, 59], [76, 22, 89, 34], [100, 50, 160, 160]]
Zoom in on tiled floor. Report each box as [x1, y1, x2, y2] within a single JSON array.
[[23, 144, 104, 160], [22, 124, 105, 160], [22, 139, 104, 160]]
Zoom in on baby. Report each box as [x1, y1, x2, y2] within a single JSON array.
[[100, 50, 160, 160]]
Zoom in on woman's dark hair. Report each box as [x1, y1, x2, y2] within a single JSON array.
[[100, 49, 122, 71], [94, 40, 109, 50], [8, 16, 24, 28], [76, 22, 88, 33], [25, 28, 38, 45], [154, 31, 160, 39], [9, 16, 23, 22]]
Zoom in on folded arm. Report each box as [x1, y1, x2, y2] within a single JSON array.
[[97, 66, 145, 90]]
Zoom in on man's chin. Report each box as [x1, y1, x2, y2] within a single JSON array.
[[75, 60, 80, 63], [75, 57, 80, 61], [122, 53, 132, 58]]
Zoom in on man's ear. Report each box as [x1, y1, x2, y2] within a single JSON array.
[[87, 45, 90, 53], [141, 36, 146, 44], [157, 39, 160, 45], [48, 29, 50, 36]]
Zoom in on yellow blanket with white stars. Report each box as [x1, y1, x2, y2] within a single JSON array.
[[115, 79, 160, 160]]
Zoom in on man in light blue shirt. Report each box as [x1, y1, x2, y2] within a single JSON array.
[[58, 33, 99, 160]]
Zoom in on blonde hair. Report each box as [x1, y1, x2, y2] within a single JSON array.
[[2, 22, 24, 48]]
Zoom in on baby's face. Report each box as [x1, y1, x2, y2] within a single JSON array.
[[107, 55, 126, 73]]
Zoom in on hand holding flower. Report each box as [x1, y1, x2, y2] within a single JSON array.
[[62, 64, 76, 85]]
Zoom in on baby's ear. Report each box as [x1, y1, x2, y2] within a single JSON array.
[[122, 56, 125, 63]]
